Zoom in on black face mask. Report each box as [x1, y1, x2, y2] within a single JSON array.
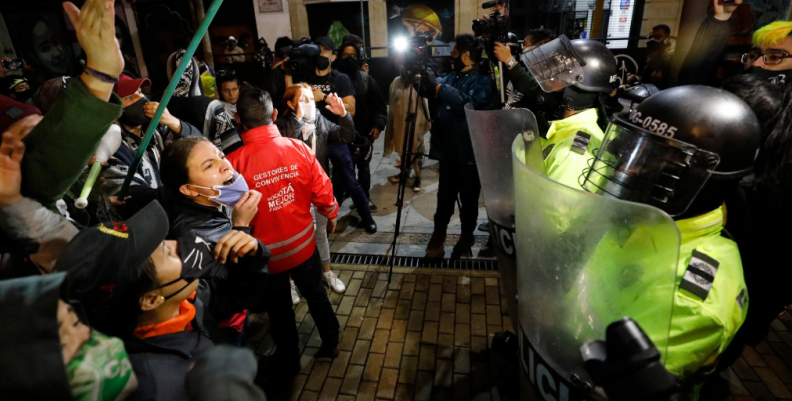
[[337, 57, 360, 78], [315, 56, 331, 71], [13, 89, 33, 102], [119, 97, 151, 127], [529, 90, 566, 124], [645, 40, 667, 54], [452, 56, 467, 73], [747, 66, 792, 86], [156, 234, 227, 300]]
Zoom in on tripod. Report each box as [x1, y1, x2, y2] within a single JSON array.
[[388, 74, 426, 283]]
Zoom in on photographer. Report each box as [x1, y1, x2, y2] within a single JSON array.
[[262, 36, 292, 113], [421, 34, 493, 259], [492, 29, 556, 110]]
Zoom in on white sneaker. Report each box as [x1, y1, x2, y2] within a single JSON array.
[[290, 280, 300, 305], [324, 271, 346, 293]]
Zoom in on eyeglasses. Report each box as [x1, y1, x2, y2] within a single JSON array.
[[741, 51, 792, 66]]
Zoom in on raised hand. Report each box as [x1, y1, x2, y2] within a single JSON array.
[[214, 230, 259, 264], [324, 93, 348, 117], [714, 0, 742, 21], [64, 0, 124, 77], [231, 190, 262, 227]]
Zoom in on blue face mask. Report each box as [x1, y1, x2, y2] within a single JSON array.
[[191, 172, 250, 207]]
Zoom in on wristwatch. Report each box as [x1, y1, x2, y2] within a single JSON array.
[[507, 58, 517, 70]]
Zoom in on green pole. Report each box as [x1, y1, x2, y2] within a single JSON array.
[[118, 0, 224, 197]]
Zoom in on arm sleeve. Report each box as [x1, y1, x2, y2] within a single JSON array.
[[174, 119, 203, 139], [22, 79, 124, 207], [203, 239, 270, 319], [308, 147, 338, 219], [0, 197, 79, 272], [275, 115, 305, 139], [325, 113, 355, 144], [368, 76, 388, 130], [505, 63, 540, 95], [677, 16, 733, 86], [437, 75, 493, 112]]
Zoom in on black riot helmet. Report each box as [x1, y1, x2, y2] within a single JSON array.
[[520, 36, 618, 117], [582, 85, 761, 218]]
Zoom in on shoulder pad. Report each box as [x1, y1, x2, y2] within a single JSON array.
[[679, 250, 720, 301], [571, 131, 591, 155]]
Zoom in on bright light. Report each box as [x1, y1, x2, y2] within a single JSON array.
[[394, 37, 408, 52]]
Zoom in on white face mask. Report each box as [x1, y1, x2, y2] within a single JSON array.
[[302, 101, 316, 121]]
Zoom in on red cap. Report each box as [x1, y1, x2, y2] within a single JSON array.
[[113, 74, 151, 98], [0, 95, 41, 132]]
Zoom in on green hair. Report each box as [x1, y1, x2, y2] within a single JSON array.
[[753, 21, 792, 46]]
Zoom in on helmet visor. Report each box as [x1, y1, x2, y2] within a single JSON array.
[[519, 35, 585, 93], [581, 117, 720, 217]]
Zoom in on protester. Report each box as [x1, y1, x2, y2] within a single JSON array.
[[278, 82, 354, 295], [335, 41, 387, 208], [228, 87, 341, 377], [7, 77, 33, 102], [677, 0, 743, 86], [384, 61, 431, 193], [224, 36, 245, 64], [0, 273, 138, 400], [57, 201, 269, 401], [639, 24, 675, 89], [216, 69, 240, 123], [166, 50, 243, 154], [420, 34, 493, 259], [101, 74, 201, 195]]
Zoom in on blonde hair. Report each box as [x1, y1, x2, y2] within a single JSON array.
[[753, 21, 792, 46], [282, 83, 312, 108]]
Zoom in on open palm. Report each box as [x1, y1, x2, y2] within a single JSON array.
[[0, 132, 25, 207]]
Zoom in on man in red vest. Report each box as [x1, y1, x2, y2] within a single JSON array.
[[227, 87, 340, 376]]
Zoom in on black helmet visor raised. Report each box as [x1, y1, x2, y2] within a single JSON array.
[[581, 115, 720, 217]]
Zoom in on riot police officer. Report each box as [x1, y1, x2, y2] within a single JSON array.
[[519, 36, 618, 190], [582, 85, 760, 396]]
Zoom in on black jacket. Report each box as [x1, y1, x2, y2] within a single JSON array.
[[126, 243, 269, 401], [349, 71, 387, 137], [677, 16, 733, 86], [126, 187, 237, 243], [275, 109, 355, 173]]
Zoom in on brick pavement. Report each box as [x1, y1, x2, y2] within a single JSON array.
[[245, 264, 792, 401]]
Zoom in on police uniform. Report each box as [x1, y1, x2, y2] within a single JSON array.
[[541, 108, 604, 190]]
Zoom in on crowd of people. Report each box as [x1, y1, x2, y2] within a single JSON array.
[[1, 0, 792, 399]]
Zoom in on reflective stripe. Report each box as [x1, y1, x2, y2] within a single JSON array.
[[319, 203, 338, 216], [265, 222, 313, 249], [269, 231, 316, 261]]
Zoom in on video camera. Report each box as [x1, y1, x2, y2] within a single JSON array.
[[472, 0, 520, 56], [401, 34, 432, 71], [281, 37, 321, 80]]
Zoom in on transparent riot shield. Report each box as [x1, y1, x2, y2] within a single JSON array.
[[512, 137, 680, 400], [464, 104, 540, 328]]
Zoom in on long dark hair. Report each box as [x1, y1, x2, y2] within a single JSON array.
[[756, 82, 792, 204], [722, 74, 783, 141], [160, 137, 211, 192]]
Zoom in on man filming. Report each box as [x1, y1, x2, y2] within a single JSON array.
[[421, 34, 493, 259]]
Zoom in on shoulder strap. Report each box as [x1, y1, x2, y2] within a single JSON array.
[[360, 71, 370, 93]]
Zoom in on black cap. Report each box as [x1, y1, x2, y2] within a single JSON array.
[[315, 36, 336, 53], [56, 201, 169, 333]]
